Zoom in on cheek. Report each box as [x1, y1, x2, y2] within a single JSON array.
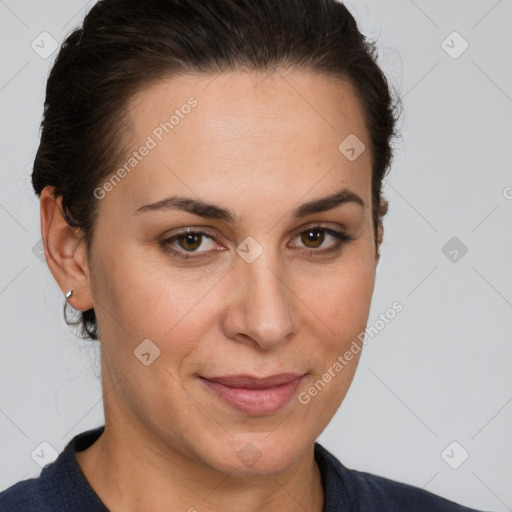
[[93, 245, 222, 344], [294, 247, 375, 408], [294, 263, 374, 436], [298, 252, 376, 340], [92, 232, 375, 367]]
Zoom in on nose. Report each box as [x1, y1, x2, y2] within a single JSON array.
[[223, 251, 296, 350]]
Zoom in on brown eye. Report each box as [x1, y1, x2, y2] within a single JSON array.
[[300, 229, 325, 249], [177, 233, 203, 251], [291, 226, 353, 255], [161, 229, 220, 260]]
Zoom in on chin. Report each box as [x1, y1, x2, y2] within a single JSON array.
[[200, 432, 312, 477]]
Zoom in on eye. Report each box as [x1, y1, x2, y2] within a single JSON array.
[[290, 226, 353, 254], [161, 225, 353, 261], [160, 229, 222, 260]]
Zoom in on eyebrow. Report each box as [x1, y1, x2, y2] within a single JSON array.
[[134, 188, 365, 222]]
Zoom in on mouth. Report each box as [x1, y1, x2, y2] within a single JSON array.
[[199, 373, 307, 415]]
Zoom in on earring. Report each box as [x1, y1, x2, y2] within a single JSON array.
[[65, 289, 73, 300]]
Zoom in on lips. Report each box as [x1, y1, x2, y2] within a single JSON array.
[[200, 373, 306, 415], [205, 373, 303, 389]]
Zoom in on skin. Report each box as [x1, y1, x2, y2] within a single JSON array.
[[41, 68, 381, 512]]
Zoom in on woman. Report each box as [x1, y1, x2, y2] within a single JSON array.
[[0, 0, 491, 510]]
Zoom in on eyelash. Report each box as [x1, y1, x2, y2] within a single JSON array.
[[160, 226, 353, 261]]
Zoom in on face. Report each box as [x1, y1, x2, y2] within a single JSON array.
[[86, 69, 378, 475]]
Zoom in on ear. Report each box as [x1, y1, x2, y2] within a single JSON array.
[[375, 219, 384, 264], [40, 186, 94, 312]]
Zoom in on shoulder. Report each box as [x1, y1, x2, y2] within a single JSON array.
[[314, 443, 491, 512], [0, 426, 106, 512], [0, 475, 50, 512]]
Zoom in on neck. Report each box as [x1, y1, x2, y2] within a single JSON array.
[[76, 418, 324, 512]]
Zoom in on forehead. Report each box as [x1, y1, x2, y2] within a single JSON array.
[[126, 68, 369, 146], [114, 69, 372, 212]]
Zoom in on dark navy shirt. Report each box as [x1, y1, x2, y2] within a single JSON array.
[[0, 426, 489, 511]]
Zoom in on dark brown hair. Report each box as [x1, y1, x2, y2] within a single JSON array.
[[32, 0, 402, 340]]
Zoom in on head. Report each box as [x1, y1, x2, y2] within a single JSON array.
[[36, 0, 401, 476]]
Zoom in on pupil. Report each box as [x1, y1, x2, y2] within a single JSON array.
[[303, 229, 324, 248], [181, 233, 201, 250]]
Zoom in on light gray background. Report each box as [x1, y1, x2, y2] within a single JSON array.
[[0, 0, 511, 510]]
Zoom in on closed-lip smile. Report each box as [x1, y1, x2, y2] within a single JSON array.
[[200, 373, 306, 415]]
